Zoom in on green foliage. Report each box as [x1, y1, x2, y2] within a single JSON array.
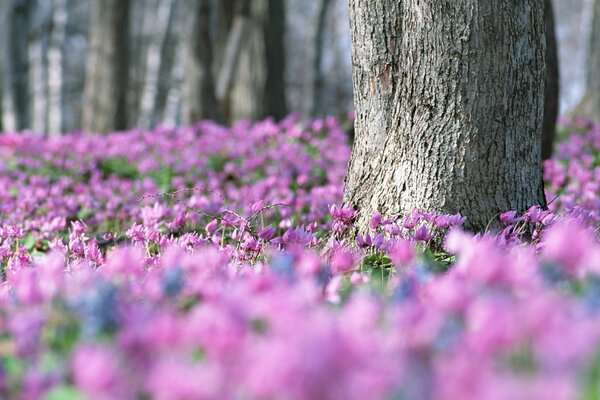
[[148, 165, 174, 193], [99, 157, 140, 180], [43, 385, 86, 400], [207, 153, 227, 173], [582, 349, 600, 400]]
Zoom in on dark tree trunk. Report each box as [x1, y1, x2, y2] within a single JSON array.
[[303, 0, 332, 118], [344, 0, 547, 233], [82, 0, 131, 133], [228, 0, 287, 122], [542, 0, 559, 160], [572, 0, 600, 122], [7, 0, 32, 130], [263, 0, 287, 120], [182, 0, 222, 124]]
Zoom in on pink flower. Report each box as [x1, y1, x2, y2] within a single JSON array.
[[331, 248, 356, 274], [72, 344, 130, 400], [388, 239, 414, 267]]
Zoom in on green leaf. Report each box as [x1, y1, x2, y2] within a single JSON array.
[[43, 385, 86, 400], [21, 233, 37, 251]]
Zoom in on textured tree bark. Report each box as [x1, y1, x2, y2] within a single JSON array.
[[82, 0, 131, 133], [572, 0, 600, 121], [344, 0, 547, 233], [182, 0, 222, 124], [542, 0, 559, 160]]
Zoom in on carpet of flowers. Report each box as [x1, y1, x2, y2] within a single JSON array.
[[1, 115, 600, 399]]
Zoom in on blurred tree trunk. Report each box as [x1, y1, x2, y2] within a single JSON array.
[[216, 0, 251, 120], [228, 0, 287, 122], [47, 0, 67, 135], [303, 0, 332, 118], [573, 0, 600, 121], [1, 0, 32, 131], [182, 0, 222, 123], [154, 0, 183, 124], [542, 0, 559, 160], [138, 0, 173, 128], [344, 0, 547, 233], [82, 0, 131, 133]]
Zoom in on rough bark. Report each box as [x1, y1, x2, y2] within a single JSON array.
[[572, 0, 600, 121], [303, 0, 332, 118], [542, 0, 559, 160], [82, 0, 131, 133], [183, 0, 222, 124], [344, 0, 547, 233]]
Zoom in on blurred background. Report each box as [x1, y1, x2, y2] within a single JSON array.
[[0, 0, 594, 135]]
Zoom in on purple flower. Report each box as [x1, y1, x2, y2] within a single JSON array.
[[369, 212, 382, 229], [258, 225, 276, 241]]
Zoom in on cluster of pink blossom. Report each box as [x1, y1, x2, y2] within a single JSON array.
[[1, 117, 600, 399]]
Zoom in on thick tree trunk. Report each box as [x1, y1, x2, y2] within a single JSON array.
[[182, 0, 222, 124], [82, 0, 130, 133], [572, 0, 600, 121], [344, 1, 547, 233], [542, 0, 559, 160]]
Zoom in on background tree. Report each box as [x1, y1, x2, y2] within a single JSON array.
[[343, 0, 547, 233], [226, 0, 287, 122], [82, 0, 131, 133], [182, 0, 221, 123], [572, 0, 600, 121], [1, 0, 32, 131], [302, 0, 332, 118], [543, 0, 559, 160]]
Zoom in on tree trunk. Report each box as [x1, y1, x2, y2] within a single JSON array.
[[263, 0, 287, 120], [344, 0, 547, 233], [138, 0, 173, 128], [572, 0, 600, 121], [47, 0, 67, 136], [182, 0, 222, 124], [542, 0, 559, 160], [154, 0, 183, 124], [3, 0, 32, 131], [303, 0, 332, 118], [228, 0, 287, 122], [82, 0, 131, 133]]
